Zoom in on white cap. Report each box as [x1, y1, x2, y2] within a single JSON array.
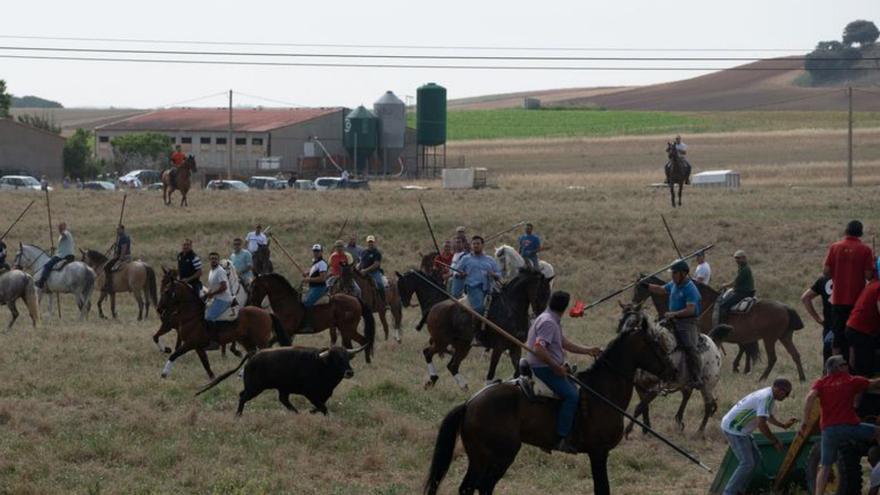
[[312, 244, 323, 251]]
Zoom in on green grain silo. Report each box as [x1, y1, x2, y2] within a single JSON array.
[[344, 106, 378, 175], [416, 83, 447, 146]]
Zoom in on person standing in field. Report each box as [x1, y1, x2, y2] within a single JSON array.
[[518, 223, 544, 270], [801, 275, 834, 362], [824, 220, 875, 359], [843, 278, 880, 376], [720, 378, 797, 495], [803, 355, 880, 495], [693, 250, 711, 285]]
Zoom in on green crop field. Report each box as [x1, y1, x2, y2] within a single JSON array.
[[407, 109, 880, 141]]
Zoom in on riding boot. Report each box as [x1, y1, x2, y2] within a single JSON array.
[[204, 321, 221, 351], [683, 346, 703, 388], [554, 435, 579, 454]]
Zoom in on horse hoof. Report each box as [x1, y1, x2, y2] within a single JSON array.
[[424, 376, 438, 389], [161, 372, 168, 379], [164, 347, 172, 354]]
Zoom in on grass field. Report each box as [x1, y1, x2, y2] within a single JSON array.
[[0, 159, 878, 493], [408, 109, 880, 141]]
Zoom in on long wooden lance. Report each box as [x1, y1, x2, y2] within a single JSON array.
[[660, 214, 683, 259], [484, 221, 527, 244], [583, 244, 715, 311], [418, 198, 441, 256], [267, 232, 306, 274], [104, 193, 128, 257], [0, 200, 35, 242], [409, 269, 712, 473], [335, 218, 349, 242]]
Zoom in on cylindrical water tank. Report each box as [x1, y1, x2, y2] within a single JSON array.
[[373, 91, 406, 149], [343, 106, 379, 151], [416, 83, 447, 146]]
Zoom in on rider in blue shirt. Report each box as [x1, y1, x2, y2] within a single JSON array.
[[455, 236, 501, 316], [518, 223, 542, 269]]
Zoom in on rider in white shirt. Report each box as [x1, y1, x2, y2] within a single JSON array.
[[245, 224, 268, 254], [693, 251, 712, 286]]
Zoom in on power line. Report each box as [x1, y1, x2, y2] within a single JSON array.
[[0, 34, 813, 53], [2, 54, 877, 71], [157, 91, 229, 108], [233, 91, 307, 108], [0, 45, 871, 62]]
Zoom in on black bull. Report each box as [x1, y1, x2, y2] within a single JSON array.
[[196, 345, 366, 415]]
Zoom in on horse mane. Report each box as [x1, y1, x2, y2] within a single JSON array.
[[259, 272, 297, 294], [503, 268, 541, 294], [21, 244, 49, 256], [85, 249, 108, 264], [640, 273, 665, 285], [578, 311, 649, 381]]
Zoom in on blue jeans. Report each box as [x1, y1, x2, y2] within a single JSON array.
[[821, 423, 877, 465], [533, 366, 579, 437], [723, 432, 759, 495], [467, 285, 487, 314], [303, 285, 328, 308], [205, 299, 231, 321], [451, 277, 465, 298], [368, 270, 384, 290], [522, 254, 539, 269], [38, 256, 62, 286]]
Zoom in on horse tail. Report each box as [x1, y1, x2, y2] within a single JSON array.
[[145, 265, 159, 307], [271, 314, 291, 347], [708, 324, 733, 344], [786, 307, 804, 332], [195, 354, 251, 396], [424, 403, 467, 495], [360, 297, 376, 358], [24, 275, 40, 326]]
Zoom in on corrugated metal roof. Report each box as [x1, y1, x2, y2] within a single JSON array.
[[96, 107, 342, 133]]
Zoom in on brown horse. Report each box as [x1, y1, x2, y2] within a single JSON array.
[[424, 307, 676, 495], [161, 155, 197, 206], [331, 264, 403, 342], [423, 269, 551, 391], [253, 243, 273, 276], [665, 142, 689, 208], [246, 273, 375, 363], [633, 274, 805, 381], [80, 249, 158, 320], [156, 279, 287, 379]]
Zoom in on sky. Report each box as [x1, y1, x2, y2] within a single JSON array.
[[1, 0, 876, 109]]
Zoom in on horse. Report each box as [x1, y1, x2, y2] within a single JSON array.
[[633, 274, 806, 382], [161, 155, 197, 206], [665, 142, 690, 208], [331, 264, 403, 342], [0, 269, 40, 329], [422, 269, 552, 391], [156, 279, 288, 379], [396, 269, 448, 332], [494, 245, 555, 281], [617, 302, 721, 435], [246, 273, 375, 363], [423, 305, 677, 495], [252, 243, 273, 276], [14, 243, 95, 320], [79, 249, 158, 320]]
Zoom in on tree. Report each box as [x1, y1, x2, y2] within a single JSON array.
[[64, 129, 102, 179], [17, 113, 61, 134], [0, 80, 11, 118], [110, 133, 172, 172], [805, 40, 862, 83], [843, 20, 879, 47]]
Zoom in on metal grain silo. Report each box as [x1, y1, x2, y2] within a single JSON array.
[[416, 83, 446, 146], [374, 91, 406, 175], [343, 106, 378, 175]]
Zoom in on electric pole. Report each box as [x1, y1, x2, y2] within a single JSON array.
[[847, 86, 853, 188], [228, 89, 233, 179]]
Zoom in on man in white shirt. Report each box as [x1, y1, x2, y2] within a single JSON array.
[[693, 251, 712, 286], [204, 252, 234, 349], [245, 224, 268, 254], [720, 378, 797, 495]]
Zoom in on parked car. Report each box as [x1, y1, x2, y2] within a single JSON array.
[[81, 181, 117, 191], [313, 176, 370, 191], [119, 169, 162, 187], [0, 175, 50, 191], [293, 180, 316, 190], [247, 176, 287, 190], [206, 180, 249, 191], [146, 183, 164, 191]]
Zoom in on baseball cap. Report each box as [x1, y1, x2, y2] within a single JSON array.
[[333, 240, 344, 248], [312, 244, 323, 251], [366, 235, 376, 242]]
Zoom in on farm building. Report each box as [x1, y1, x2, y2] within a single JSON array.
[[0, 118, 65, 179], [94, 108, 350, 179]]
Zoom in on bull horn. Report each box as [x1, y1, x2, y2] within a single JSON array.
[[347, 344, 368, 356]]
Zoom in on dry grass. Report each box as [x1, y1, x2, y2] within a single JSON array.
[[0, 155, 878, 494]]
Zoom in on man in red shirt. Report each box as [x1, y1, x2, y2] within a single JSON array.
[[824, 220, 875, 358], [433, 240, 454, 282], [845, 279, 880, 376], [168, 145, 187, 188], [802, 355, 880, 495], [326, 240, 359, 297]]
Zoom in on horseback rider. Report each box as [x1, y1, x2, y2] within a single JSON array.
[[715, 250, 756, 327], [433, 240, 454, 281], [345, 234, 364, 263], [518, 222, 543, 270], [0, 239, 8, 273], [665, 135, 692, 184], [327, 240, 361, 298], [450, 237, 467, 297], [693, 250, 711, 285], [454, 226, 470, 253], [36, 222, 76, 289], [359, 235, 385, 304], [526, 290, 602, 454], [246, 224, 268, 254], [301, 244, 329, 331], [643, 260, 704, 387], [169, 145, 186, 189], [103, 224, 131, 294], [229, 238, 254, 287], [176, 238, 203, 293], [456, 236, 502, 345], [203, 252, 233, 350]]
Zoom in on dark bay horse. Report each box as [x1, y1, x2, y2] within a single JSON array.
[[423, 269, 552, 391], [424, 307, 676, 495], [331, 265, 403, 342], [161, 155, 197, 206], [246, 273, 375, 363], [396, 269, 447, 331], [665, 142, 689, 208], [80, 249, 158, 320], [156, 279, 287, 379], [253, 243, 273, 276], [633, 274, 805, 381]]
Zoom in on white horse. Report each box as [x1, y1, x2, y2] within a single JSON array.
[[0, 269, 40, 329], [494, 244, 555, 281], [14, 243, 95, 320]]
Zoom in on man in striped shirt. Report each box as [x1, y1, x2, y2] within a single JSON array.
[[720, 378, 797, 495]]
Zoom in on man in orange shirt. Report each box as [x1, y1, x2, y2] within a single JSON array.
[[824, 220, 875, 359], [169, 145, 187, 188], [326, 240, 360, 297], [433, 240, 454, 281]]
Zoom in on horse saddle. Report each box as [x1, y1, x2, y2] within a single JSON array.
[[52, 256, 75, 271], [730, 297, 757, 314], [301, 292, 331, 306], [514, 359, 577, 402], [213, 300, 239, 322]]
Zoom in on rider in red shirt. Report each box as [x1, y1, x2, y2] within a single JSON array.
[[433, 240, 454, 281], [168, 145, 187, 188], [824, 220, 875, 358]]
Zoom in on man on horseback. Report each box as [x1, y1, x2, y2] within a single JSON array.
[[694, 250, 711, 285], [454, 226, 470, 254], [433, 240, 454, 281], [345, 234, 364, 263], [102, 224, 131, 294], [518, 222, 542, 270], [176, 239, 203, 293], [327, 240, 360, 298], [169, 145, 186, 189], [665, 135, 692, 184], [456, 236, 501, 343], [643, 260, 703, 387], [359, 235, 385, 304], [246, 224, 268, 254], [204, 252, 233, 349], [526, 290, 602, 453], [715, 250, 755, 327], [230, 238, 253, 286], [301, 244, 329, 331], [450, 237, 467, 297], [0, 239, 8, 273], [36, 222, 75, 289]]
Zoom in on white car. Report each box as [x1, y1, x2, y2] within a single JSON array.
[[118, 169, 162, 187], [313, 177, 342, 191], [0, 175, 51, 191], [293, 179, 316, 190], [206, 180, 250, 191]]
